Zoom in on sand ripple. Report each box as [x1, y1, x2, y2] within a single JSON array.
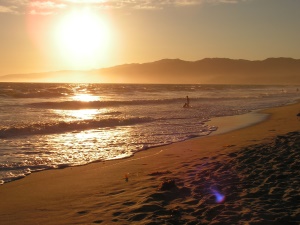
[[118, 131, 300, 224]]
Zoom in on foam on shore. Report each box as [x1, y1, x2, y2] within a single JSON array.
[[207, 111, 269, 136]]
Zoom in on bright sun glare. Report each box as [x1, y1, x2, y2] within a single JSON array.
[[55, 8, 110, 69], [72, 94, 100, 102]]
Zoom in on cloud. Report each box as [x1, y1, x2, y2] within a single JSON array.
[[0, 0, 30, 14], [209, 0, 241, 3], [28, 1, 66, 15], [30, 1, 66, 9], [175, 0, 204, 6], [0, 0, 248, 15], [0, 5, 17, 13], [0, 0, 28, 14], [64, 0, 108, 3]]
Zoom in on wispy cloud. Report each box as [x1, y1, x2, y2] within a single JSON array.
[[0, 0, 247, 15], [210, 0, 242, 3], [30, 1, 66, 9], [0, 5, 17, 13], [174, 0, 204, 6], [28, 1, 66, 15]]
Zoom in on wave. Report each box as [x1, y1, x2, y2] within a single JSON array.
[[0, 117, 153, 138], [27, 99, 182, 109], [26, 94, 280, 110], [0, 86, 72, 99]]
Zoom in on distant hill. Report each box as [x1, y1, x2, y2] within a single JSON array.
[[0, 70, 90, 83], [1, 58, 300, 84]]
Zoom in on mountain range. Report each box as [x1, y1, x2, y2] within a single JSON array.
[[1, 58, 300, 84]]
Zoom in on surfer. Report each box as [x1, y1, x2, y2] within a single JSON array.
[[183, 95, 190, 108]]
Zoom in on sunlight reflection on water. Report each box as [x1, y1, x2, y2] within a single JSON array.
[[42, 126, 134, 167], [1, 83, 299, 183], [55, 109, 101, 120], [71, 94, 100, 102]]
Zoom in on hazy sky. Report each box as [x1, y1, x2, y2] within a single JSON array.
[[1, 0, 300, 76]]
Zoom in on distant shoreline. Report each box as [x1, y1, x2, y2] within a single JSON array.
[[1, 58, 300, 84]]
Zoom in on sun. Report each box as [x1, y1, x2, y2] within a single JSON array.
[[55, 8, 110, 69]]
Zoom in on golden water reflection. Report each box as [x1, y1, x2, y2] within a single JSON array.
[[72, 94, 100, 102], [54, 108, 111, 120], [45, 127, 132, 166], [47, 92, 134, 164], [65, 109, 98, 120]]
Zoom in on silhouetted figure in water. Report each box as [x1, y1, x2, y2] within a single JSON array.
[[183, 96, 190, 108]]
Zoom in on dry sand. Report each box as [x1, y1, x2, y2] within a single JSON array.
[[0, 102, 300, 225]]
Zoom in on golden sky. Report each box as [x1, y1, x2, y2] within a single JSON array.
[[1, 0, 300, 76]]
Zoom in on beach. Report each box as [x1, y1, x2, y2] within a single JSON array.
[[0, 102, 299, 225]]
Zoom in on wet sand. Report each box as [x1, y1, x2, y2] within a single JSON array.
[[0, 102, 299, 225]]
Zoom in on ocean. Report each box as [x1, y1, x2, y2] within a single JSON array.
[[0, 83, 299, 184]]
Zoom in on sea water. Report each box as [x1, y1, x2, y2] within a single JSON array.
[[0, 83, 299, 184]]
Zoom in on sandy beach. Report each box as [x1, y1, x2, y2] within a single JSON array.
[[0, 102, 299, 225]]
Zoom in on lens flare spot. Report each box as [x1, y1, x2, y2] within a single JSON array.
[[212, 189, 225, 203]]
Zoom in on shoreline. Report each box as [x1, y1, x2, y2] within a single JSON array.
[[207, 110, 269, 136], [0, 106, 270, 185], [0, 102, 299, 224]]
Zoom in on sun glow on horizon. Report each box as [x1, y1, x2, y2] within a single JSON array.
[[55, 8, 111, 70]]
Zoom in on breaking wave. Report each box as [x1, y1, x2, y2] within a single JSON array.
[[27, 99, 182, 109], [0, 116, 154, 138]]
